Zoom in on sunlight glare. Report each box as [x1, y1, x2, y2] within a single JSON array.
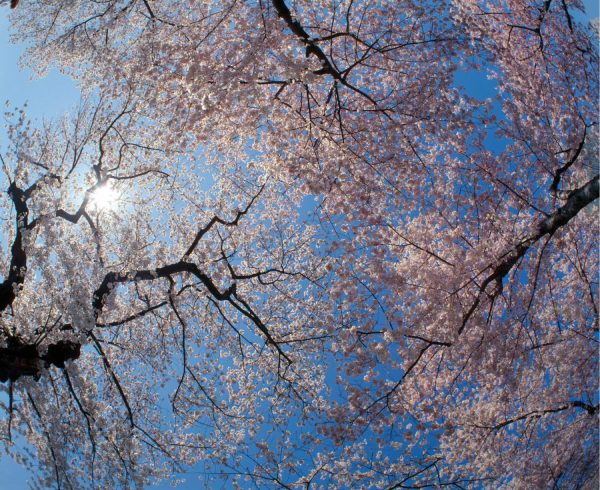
[[91, 184, 118, 210]]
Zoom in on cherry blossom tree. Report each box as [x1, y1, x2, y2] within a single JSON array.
[[1, 0, 598, 488]]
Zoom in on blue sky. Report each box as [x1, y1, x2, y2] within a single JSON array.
[[0, 14, 80, 119], [0, 1, 598, 488]]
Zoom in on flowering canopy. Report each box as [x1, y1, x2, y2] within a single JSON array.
[[0, 0, 598, 488]]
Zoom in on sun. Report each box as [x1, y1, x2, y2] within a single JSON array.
[[90, 183, 118, 210]]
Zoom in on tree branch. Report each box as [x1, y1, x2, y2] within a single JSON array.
[[459, 175, 598, 334]]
